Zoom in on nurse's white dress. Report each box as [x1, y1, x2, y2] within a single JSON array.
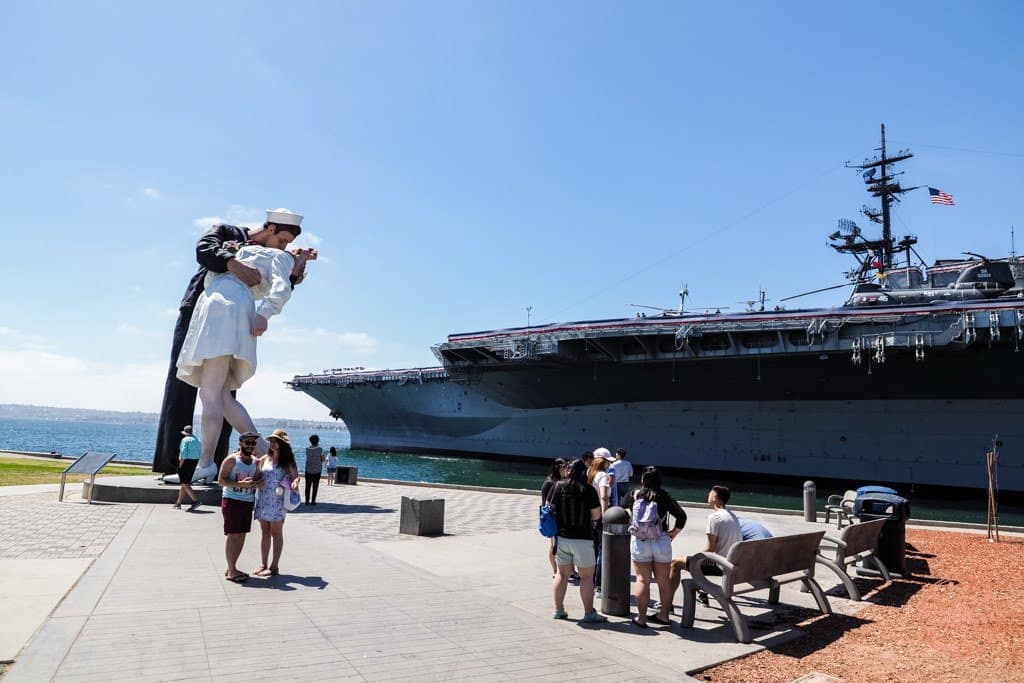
[[176, 245, 295, 390]]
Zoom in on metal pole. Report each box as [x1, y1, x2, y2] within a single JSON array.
[[803, 481, 817, 522]]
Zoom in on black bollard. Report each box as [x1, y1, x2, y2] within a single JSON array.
[[600, 506, 631, 617]]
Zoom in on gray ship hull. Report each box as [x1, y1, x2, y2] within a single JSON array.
[[297, 377, 1022, 492]]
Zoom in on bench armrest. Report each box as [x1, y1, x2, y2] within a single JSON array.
[[819, 534, 847, 550], [826, 495, 843, 506], [688, 551, 734, 575]]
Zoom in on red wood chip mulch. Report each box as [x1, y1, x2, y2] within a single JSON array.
[[698, 528, 1024, 683]]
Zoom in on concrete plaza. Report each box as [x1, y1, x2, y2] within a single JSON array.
[[2, 478, 880, 682]]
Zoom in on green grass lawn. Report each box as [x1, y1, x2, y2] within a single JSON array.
[[0, 456, 151, 486]]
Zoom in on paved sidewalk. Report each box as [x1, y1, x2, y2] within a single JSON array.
[[3, 481, 875, 682]]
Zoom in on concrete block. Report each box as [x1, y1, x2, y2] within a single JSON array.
[[399, 496, 445, 536], [334, 466, 358, 485]]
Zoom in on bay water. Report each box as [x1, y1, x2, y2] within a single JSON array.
[[1, 416, 1019, 526]]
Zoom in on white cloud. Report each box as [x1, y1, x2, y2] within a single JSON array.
[[0, 326, 56, 351], [116, 322, 160, 338], [292, 230, 322, 249], [192, 204, 263, 233], [0, 350, 166, 413], [234, 367, 334, 421], [0, 349, 330, 420], [143, 187, 160, 200], [268, 325, 379, 353]]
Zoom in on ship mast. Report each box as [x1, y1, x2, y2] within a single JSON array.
[[831, 124, 919, 276]]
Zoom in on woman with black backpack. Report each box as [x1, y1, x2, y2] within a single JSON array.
[[624, 466, 687, 627], [550, 459, 606, 623]]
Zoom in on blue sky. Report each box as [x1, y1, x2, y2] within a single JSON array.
[[2, 2, 1022, 419]]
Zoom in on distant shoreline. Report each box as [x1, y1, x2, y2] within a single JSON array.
[[0, 403, 347, 431]]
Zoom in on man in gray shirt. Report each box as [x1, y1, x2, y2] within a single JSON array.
[[668, 485, 742, 606]]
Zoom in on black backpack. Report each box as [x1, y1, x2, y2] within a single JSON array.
[[553, 481, 587, 531]]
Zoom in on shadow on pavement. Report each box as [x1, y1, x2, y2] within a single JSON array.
[[241, 574, 329, 591], [295, 502, 396, 514]]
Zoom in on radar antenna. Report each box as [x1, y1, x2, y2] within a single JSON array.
[[738, 289, 769, 313], [833, 124, 920, 273]]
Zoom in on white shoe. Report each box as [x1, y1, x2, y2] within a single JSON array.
[[191, 463, 218, 485]]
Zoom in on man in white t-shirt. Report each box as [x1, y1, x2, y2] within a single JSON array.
[[668, 485, 742, 607], [609, 448, 633, 505]]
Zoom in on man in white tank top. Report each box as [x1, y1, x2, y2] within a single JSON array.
[[217, 432, 262, 583]]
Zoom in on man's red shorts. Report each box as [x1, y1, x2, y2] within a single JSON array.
[[221, 497, 254, 535]]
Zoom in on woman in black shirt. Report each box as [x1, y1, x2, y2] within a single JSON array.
[[541, 458, 568, 576], [623, 466, 687, 627]]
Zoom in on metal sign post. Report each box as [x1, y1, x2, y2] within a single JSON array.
[[59, 452, 117, 504]]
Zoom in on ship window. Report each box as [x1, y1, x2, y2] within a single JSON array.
[[929, 271, 959, 288], [887, 268, 924, 289], [788, 331, 811, 346], [699, 334, 730, 351], [741, 332, 777, 349]]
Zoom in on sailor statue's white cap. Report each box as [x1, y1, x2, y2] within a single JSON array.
[[266, 208, 303, 228]]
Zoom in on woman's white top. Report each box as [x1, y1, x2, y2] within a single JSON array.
[[176, 245, 295, 390]]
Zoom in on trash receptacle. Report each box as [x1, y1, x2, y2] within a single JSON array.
[[600, 506, 631, 617], [854, 492, 910, 575]]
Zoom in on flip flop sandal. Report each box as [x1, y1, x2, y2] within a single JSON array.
[[269, 568, 279, 576], [630, 617, 649, 628], [648, 615, 672, 625], [226, 573, 248, 583]]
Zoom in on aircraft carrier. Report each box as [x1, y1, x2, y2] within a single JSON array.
[[290, 127, 1022, 493]]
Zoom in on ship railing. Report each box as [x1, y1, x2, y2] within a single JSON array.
[[675, 316, 843, 345], [288, 367, 450, 386]]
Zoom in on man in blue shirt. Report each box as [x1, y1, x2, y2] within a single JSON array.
[[609, 448, 634, 506], [738, 517, 773, 540]]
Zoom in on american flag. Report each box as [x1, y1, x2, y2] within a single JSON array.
[[928, 187, 955, 205]]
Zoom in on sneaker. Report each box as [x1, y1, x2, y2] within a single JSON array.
[[188, 500, 201, 512], [582, 611, 607, 623], [569, 572, 580, 581], [171, 504, 182, 509], [697, 591, 710, 606], [552, 609, 568, 620]]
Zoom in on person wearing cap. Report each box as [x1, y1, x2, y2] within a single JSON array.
[[171, 209, 317, 484], [253, 429, 301, 577], [218, 431, 263, 583], [173, 425, 202, 511], [153, 208, 317, 481]]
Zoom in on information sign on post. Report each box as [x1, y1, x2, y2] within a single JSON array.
[[59, 452, 117, 504]]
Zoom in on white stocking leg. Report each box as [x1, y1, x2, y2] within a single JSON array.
[[221, 388, 268, 456], [196, 356, 232, 470]]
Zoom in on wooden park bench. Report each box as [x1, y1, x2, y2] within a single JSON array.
[[680, 529, 831, 643], [815, 517, 891, 600]]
